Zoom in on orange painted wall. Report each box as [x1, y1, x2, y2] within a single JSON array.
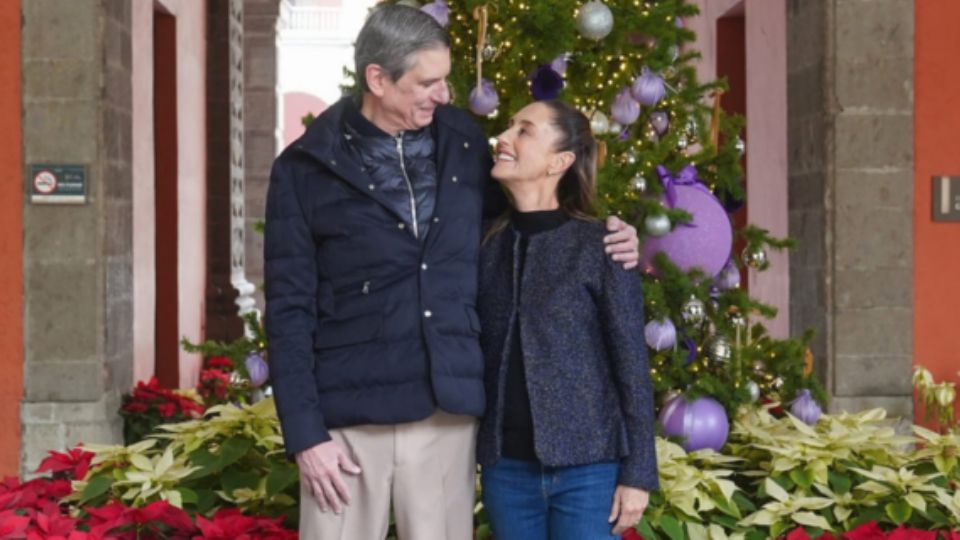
[[0, 0, 23, 476], [914, 0, 960, 426]]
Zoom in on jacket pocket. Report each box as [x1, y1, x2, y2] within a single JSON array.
[[314, 312, 383, 350]]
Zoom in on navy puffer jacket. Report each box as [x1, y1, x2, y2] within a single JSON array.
[[264, 97, 500, 457]]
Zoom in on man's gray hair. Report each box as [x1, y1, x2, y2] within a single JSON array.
[[354, 5, 450, 93]]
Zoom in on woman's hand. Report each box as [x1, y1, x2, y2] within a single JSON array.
[[608, 484, 649, 535]]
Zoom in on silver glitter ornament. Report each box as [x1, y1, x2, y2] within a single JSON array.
[[686, 118, 698, 137], [746, 381, 761, 402], [576, 1, 614, 41], [631, 175, 647, 193], [682, 296, 706, 324], [482, 43, 498, 61], [735, 136, 746, 155], [677, 134, 689, 150], [730, 313, 747, 329], [589, 110, 610, 135], [644, 214, 671, 237], [743, 246, 769, 270], [708, 336, 732, 363]]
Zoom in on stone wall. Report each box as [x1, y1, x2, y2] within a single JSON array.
[[787, 0, 914, 416], [20, 0, 133, 474]]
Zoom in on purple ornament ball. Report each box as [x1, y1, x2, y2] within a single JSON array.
[[611, 87, 640, 126], [245, 352, 270, 388], [420, 0, 449, 27], [789, 389, 823, 425], [715, 259, 741, 290], [644, 319, 676, 351], [658, 394, 687, 440], [649, 111, 669, 136], [468, 79, 499, 116], [683, 396, 729, 452], [530, 64, 564, 101], [631, 67, 666, 106], [643, 184, 733, 277]]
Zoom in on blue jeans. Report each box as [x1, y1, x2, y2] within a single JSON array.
[[481, 458, 619, 540]]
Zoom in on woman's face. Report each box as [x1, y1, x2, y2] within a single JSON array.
[[491, 102, 569, 186]]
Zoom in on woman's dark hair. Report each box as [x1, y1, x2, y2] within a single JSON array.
[[539, 99, 598, 220], [484, 100, 599, 243]]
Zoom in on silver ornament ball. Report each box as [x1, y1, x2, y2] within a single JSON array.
[[589, 110, 610, 135], [708, 336, 732, 363], [631, 175, 647, 193], [677, 134, 689, 150], [730, 313, 747, 329], [746, 381, 761, 402], [682, 296, 706, 324], [735, 136, 746, 155], [743, 246, 769, 270], [576, 1, 615, 41], [608, 121, 623, 135], [644, 214, 671, 237], [624, 150, 638, 165], [482, 43, 498, 61]]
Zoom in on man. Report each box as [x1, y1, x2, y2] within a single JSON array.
[[264, 5, 640, 539]]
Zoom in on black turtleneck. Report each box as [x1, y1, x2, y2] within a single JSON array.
[[502, 208, 569, 461]]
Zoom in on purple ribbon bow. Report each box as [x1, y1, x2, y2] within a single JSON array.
[[656, 164, 712, 208]]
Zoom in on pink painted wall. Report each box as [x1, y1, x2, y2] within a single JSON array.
[[283, 92, 328, 147], [131, 0, 207, 389], [688, 0, 790, 338]]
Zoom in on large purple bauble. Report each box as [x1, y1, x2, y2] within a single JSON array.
[[611, 87, 640, 125], [245, 352, 270, 388], [644, 318, 676, 351], [631, 67, 666, 106], [659, 395, 729, 452], [468, 79, 499, 116], [643, 184, 733, 276]]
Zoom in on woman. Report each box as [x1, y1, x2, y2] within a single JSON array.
[[476, 99, 659, 539]]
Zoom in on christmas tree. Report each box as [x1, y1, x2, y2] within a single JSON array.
[[387, 0, 825, 451]]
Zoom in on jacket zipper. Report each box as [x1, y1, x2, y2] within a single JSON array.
[[395, 133, 419, 239]]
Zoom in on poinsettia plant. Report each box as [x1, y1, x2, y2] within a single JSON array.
[[119, 377, 206, 445]]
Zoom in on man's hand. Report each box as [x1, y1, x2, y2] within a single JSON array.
[[296, 440, 362, 515], [604, 216, 640, 270], [609, 485, 649, 535]]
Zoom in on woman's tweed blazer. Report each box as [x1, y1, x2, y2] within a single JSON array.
[[476, 217, 659, 490]]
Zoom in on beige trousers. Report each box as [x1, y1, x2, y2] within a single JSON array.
[[299, 410, 478, 540]]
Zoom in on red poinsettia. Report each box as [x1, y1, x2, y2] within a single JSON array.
[[85, 500, 196, 539], [205, 356, 234, 370], [197, 369, 231, 402], [36, 446, 95, 481], [843, 521, 888, 540], [885, 527, 937, 540], [193, 508, 297, 540]]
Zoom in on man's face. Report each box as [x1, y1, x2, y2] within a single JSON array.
[[377, 47, 451, 132]]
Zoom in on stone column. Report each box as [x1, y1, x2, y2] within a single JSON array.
[[20, 0, 133, 474], [243, 0, 280, 311], [787, 0, 914, 416]]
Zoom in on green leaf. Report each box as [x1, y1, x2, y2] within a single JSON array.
[[733, 491, 757, 512], [218, 437, 254, 469], [790, 468, 814, 490], [265, 463, 299, 497], [713, 494, 742, 519], [194, 488, 220, 514], [745, 530, 767, 540], [658, 515, 685, 540], [80, 475, 113, 503], [176, 487, 198, 505], [828, 471, 852, 495], [636, 518, 658, 540], [221, 469, 260, 493], [475, 524, 492, 540], [885, 499, 912, 525]]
